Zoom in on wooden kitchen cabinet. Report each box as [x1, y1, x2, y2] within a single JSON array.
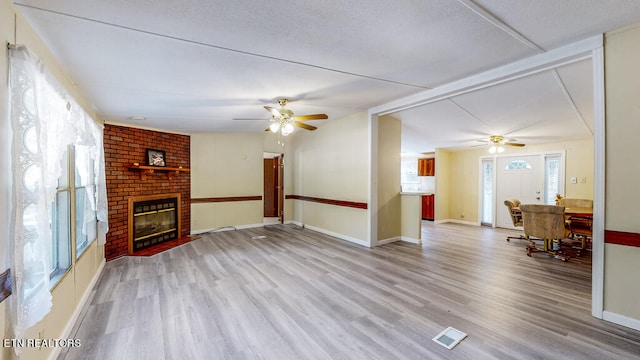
[[418, 158, 435, 176], [422, 194, 434, 221]]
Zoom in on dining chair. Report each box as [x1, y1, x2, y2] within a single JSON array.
[[519, 204, 570, 261], [504, 198, 528, 242], [558, 198, 593, 209]]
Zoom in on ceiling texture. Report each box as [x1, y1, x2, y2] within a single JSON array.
[[14, 0, 640, 154]]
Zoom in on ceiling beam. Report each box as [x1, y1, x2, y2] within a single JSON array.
[[369, 35, 602, 116], [552, 70, 594, 136], [457, 0, 544, 52]]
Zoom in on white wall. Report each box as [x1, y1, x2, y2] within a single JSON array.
[[603, 23, 640, 322], [288, 111, 369, 243], [190, 133, 264, 232], [377, 115, 402, 242]]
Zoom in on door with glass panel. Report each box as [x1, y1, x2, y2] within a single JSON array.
[[482, 153, 564, 229], [495, 155, 544, 229]]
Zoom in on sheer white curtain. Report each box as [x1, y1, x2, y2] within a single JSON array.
[[8, 45, 108, 340]]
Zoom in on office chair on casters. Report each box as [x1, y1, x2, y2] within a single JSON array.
[[504, 199, 527, 241], [519, 204, 570, 262]]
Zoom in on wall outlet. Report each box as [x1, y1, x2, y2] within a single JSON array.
[[571, 177, 577, 184]]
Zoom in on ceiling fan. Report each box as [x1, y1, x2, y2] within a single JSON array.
[[263, 99, 328, 136], [476, 135, 525, 153]]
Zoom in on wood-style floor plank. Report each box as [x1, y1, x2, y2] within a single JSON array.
[[61, 222, 640, 359]]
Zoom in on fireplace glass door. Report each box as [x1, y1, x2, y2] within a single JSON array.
[[132, 197, 178, 251]]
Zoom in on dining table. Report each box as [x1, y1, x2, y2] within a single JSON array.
[[563, 207, 593, 251], [564, 207, 593, 218]]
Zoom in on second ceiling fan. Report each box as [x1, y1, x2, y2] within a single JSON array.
[[264, 99, 328, 136], [477, 135, 525, 153]]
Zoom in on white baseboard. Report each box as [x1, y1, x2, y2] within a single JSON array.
[[400, 236, 421, 244], [238, 223, 268, 230], [377, 237, 401, 246], [435, 219, 480, 226], [287, 222, 420, 247], [603, 311, 640, 332], [191, 223, 264, 235], [298, 223, 369, 247], [49, 258, 106, 360]]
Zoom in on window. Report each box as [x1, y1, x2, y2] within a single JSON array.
[[74, 145, 97, 258], [544, 154, 562, 205], [50, 149, 72, 285], [48, 145, 99, 284], [505, 160, 532, 170], [401, 158, 420, 184], [481, 159, 494, 225], [9, 43, 107, 336]]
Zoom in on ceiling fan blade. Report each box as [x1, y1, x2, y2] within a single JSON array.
[[294, 113, 328, 121], [293, 121, 317, 131], [264, 106, 280, 117], [233, 118, 270, 121], [504, 142, 525, 147]]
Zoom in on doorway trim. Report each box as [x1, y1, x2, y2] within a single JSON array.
[[368, 35, 604, 319]]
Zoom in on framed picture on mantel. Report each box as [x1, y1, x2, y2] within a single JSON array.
[[146, 148, 166, 167]]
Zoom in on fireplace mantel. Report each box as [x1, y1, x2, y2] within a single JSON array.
[[128, 164, 190, 180]]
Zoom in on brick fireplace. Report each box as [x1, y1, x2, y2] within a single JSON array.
[[104, 124, 190, 260]]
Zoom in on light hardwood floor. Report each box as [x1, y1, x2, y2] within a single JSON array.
[[61, 222, 640, 359]]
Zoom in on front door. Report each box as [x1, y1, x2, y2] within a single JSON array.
[[495, 155, 544, 229]]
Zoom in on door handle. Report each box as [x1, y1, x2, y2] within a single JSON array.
[[536, 197, 541, 200]]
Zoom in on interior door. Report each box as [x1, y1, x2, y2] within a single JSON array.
[[495, 155, 544, 229], [263, 158, 277, 217]]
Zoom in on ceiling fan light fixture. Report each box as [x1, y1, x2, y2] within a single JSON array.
[[261, 98, 326, 136], [281, 122, 295, 136], [269, 121, 281, 133]]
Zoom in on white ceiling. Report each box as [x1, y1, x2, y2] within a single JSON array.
[[13, 0, 640, 154]]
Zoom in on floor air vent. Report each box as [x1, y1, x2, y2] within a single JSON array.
[[433, 327, 467, 350]]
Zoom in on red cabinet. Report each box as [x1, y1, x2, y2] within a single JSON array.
[[422, 194, 434, 221]]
